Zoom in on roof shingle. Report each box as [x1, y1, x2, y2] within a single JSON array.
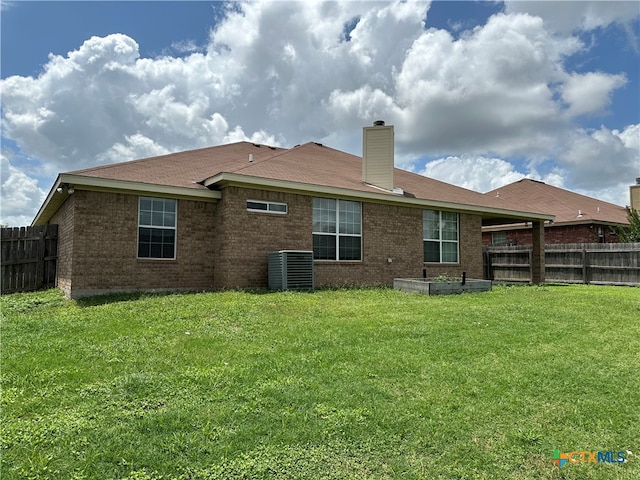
[[69, 141, 529, 213], [484, 179, 628, 225], [70, 142, 288, 190]]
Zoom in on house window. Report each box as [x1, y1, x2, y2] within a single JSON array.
[[492, 231, 507, 245], [247, 200, 288, 214], [312, 198, 361, 261], [424, 209, 458, 263], [138, 197, 176, 259]]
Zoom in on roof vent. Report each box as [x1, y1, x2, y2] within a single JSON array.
[[373, 120, 385, 126], [636, 177, 640, 185]]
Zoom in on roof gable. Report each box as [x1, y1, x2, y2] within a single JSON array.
[[35, 141, 556, 225], [204, 141, 521, 211], [69, 142, 287, 190], [485, 179, 628, 225]]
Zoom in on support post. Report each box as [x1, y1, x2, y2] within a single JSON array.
[[531, 220, 545, 284]]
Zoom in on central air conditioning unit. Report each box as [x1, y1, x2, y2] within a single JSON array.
[[268, 250, 314, 291]]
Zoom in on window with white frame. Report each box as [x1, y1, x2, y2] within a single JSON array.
[[423, 209, 458, 263], [312, 198, 362, 261], [138, 197, 177, 259], [246, 200, 288, 214]]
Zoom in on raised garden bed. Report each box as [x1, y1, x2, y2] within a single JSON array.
[[394, 277, 492, 295]]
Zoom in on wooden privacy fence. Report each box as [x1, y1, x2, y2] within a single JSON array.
[[484, 243, 640, 286], [1, 225, 58, 294]]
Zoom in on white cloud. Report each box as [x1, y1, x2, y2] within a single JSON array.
[[420, 123, 639, 207], [505, 1, 640, 34], [390, 13, 582, 156], [618, 123, 640, 151], [0, 0, 16, 12], [420, 156, 526, 192], [0, 154, 46, 227], [419, 155, 568, 193], [575, 182, 636, 208], [562, 72, 627, 117], [96, 134, 171, 165], [1, 0, 638, 222], [0, 32, 279, 174], [558, 124, 640, 190], [170, 39, 202, 55]]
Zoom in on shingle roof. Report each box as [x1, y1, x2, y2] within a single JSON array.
[[484, 179, 629, 225], [69, 141, 288, 191], [32, 140, 557, 226], [68, 141, 525, 213]]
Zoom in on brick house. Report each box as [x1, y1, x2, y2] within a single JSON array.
[[33, 123, 552, 298], [482, 179, 630, 246]]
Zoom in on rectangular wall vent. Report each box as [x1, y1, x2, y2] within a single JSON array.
[[268, 250, 314, 291]]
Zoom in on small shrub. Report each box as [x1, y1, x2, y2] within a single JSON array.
[[432, 273, 460, 282]]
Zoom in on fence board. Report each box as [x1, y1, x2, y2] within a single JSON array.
[[1, 225, 58, 294], [484, 242, 640, 286]]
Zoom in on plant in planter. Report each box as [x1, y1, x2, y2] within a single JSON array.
[[394, 272, 492, 295], [432, 273, 459, 283]]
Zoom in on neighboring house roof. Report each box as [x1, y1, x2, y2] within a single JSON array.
[[33, 141, 554, 226], [484, 179, 629, 229]]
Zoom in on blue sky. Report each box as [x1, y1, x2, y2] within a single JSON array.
[[1, 0, 639, 226]]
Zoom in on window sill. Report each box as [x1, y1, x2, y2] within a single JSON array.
[[136, 257, 177, 262], [246, 210, 288, 215], [314, 260, 362, 264]]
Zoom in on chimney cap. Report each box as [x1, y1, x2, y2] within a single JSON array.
[[636, 177, 640, 185], [373, 120, 385, 126]]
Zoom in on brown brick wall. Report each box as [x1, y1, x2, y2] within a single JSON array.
[[482, 223, 620, 246], [49, 195, 76, 297], [51, 187, 486, 295], [314, 202, 424, 286], [425, 213, 483, 280], [212, 187, 484, 287], [212, 186, 312, 288], [546, 224, 618, 243], [58, 190, 216, 297]]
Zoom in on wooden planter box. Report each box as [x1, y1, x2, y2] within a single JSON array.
[[393, 278, 492, 296]]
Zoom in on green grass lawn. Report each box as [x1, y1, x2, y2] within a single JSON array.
[[1, 285, 639, 479]]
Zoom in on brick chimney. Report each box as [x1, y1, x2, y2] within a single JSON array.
[[362, 120, 394, 191]]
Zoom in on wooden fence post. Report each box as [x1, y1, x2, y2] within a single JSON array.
[[531, 221, 545, 284]]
